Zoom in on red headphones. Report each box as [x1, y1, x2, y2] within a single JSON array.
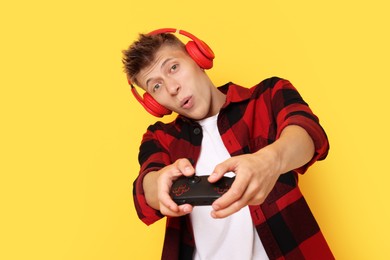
[[128, 28, 215, 117]]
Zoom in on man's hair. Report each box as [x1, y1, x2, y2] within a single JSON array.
[[122, 33, 185, 85]]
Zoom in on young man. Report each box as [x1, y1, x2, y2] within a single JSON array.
[[122, 29, 334, 260]]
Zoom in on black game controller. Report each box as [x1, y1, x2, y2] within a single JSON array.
[[170, 175, 235, 206]]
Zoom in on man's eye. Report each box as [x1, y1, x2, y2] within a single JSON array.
[[153, 83, 161, 92], [171, 64, 178, 71]]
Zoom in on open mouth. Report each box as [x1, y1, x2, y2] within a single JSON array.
[[181, 96, 192, 109]]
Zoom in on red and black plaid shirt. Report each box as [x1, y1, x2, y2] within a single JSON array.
[[133, 77, 334, 259]]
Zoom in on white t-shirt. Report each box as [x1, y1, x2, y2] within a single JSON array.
[[191, 114, 269, 260]]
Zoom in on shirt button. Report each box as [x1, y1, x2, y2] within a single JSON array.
[[193, 128, 201, 135]]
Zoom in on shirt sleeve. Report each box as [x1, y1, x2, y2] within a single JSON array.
[[133, 124, 171, 225], [271, 78, 329, 173]]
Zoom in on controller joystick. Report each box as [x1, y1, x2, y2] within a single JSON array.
[[170, 175, 235, 206], [188, 176, 201, 184]]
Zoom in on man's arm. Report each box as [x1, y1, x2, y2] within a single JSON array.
[[268, 124, 315, 174]]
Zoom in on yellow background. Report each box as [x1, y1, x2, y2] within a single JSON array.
[[1, 0, 389, 259]]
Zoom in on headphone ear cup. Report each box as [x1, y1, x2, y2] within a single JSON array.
[[185, 41, 213, 69], [143, 93, 172, 117]]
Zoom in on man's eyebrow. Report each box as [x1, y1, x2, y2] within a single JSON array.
[[161, 58, 173, 69], [145, 58, 173, 88]]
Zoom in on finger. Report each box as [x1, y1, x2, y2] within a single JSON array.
[[211, 183, 259, 218], [176, 158, 195, 177], [211, 199, 246, 219], [178, 204, 193, 214], [160, 203, 193, 217], [159, 189, 180, 213], [158, 171, 180, 212], [212, 175, 248, 211], [209, 158, 237, 183]]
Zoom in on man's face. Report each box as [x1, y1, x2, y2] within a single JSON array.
[[135, 45, 223, 120]]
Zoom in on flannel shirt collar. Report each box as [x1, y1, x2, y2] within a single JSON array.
[[176, 82, 251, 124], [218, 82, 251, 108]]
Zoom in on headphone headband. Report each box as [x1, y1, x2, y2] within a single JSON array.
[[148, 28, 215, 60], [148, 28, 177, 35]]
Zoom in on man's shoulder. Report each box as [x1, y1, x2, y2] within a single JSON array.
[[228, 76, 286, 91], [146, 119, 176, 132], [258, 76, 285, 86], [219, 77, 288, 105], [145, 116, 196, 134], [249, 76, 294, 96]]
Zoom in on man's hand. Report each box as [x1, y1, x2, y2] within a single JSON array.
[[143, 158, 195, 217], [209, 148, 281, 219], [209, 125, 315, 219]]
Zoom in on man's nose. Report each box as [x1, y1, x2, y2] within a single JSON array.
[[165, 78, 180, 95]]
